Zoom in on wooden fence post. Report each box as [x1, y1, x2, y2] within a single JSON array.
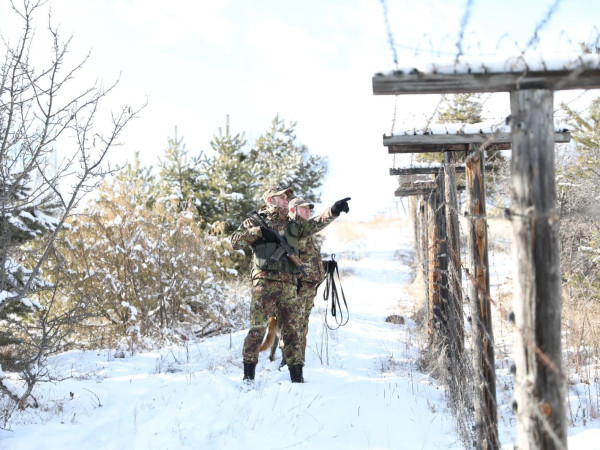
[[444, 151, 464, 351], [466, 145, 499, 449], [427, 192, 439, 341], [510, 89, 567, 450], [418, 196, 430, 310], [427, 174, 449, 344]]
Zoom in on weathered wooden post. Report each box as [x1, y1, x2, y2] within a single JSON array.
[[413, 195, 430, 306], [443, 151, 464, 351], [465, 144, 498, 449], [510, 89, 566, 450], [426, 188, 440, 341], [419, 197, 429, 307], [429, 173, 449, 344], [408, 195, 419, 263]]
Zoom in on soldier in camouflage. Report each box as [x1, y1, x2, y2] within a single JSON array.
[[231, 186, 350, 384], [288, 197, 327, 360]]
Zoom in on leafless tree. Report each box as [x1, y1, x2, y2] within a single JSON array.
[[0, 0, 142, 411]]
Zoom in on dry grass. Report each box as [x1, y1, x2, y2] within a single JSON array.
[[328, 214, 412, 244], [328, 220, 367, 243], [562, 290, 600, 379], [366, 214, 412, 229]]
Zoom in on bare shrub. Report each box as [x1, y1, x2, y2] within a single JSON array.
[[0, 0, 140, 420]]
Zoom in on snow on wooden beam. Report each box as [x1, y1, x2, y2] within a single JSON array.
[[384, 131, 570, 146], [384, 131, 570, 153], [395, 181, 465, 196], [373, 69, 600, 95], [389, 164, 495, 175], [387, 143, 509, 153], [395, 183, 437, 196]]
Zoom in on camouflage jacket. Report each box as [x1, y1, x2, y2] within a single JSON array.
[[296, 217, 325, 285], [231, 205, 338, 282]]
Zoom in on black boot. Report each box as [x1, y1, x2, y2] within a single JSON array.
[[289, 364, 304, 383], [279, 350, 287, 370], [243, 362, 256, 381]]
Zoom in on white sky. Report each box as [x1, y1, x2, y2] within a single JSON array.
[[1, 0, 599, 219]]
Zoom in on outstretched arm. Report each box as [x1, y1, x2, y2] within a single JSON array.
[[299, 197, 351, 238]]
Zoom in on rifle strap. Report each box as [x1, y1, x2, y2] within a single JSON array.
[[322, 254, 349, 329]]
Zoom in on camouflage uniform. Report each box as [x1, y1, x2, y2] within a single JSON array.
[[289, 198, 327, 353], [231, 191, 339, 368]]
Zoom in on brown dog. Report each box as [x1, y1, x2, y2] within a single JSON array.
[[259, 316, 308, 363]]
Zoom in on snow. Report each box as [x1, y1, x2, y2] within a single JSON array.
[[390, 120, 569, 137], [121, 301, 138, 319], [1, 216, 600, 449], [378, 53, 600, 76], [223, 192, 245, 201], [0, 291, 10, 305]]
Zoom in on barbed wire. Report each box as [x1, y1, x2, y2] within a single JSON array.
[[454, 0, 474, 64], [523, 0, 563, 53], [379, 0, 398, 70]]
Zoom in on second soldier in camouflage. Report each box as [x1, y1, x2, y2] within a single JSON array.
[[288, 197, 327, 360]]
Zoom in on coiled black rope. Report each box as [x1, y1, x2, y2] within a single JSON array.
[[322, 254, 349, 329]]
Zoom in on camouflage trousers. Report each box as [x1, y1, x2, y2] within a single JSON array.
[[243, 279, 305, 366], [298, 280, 320, 332]]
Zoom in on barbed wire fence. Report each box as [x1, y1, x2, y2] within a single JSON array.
[[378, 0, 600, 449]]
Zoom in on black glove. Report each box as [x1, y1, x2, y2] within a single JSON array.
[[260, 226, 279, 242], [331, 197, 351, 215]]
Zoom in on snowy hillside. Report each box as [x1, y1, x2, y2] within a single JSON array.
[[1, 215, 600, 449]]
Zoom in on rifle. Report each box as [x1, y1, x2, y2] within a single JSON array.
[[246, 210, 308, 277]]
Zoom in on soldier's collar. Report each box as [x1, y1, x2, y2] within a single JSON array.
[[265, 205, 288, 219]]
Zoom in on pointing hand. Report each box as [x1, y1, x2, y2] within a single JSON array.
[[332, 197, 351, 215]]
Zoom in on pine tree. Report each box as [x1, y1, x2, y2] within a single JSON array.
[[121, 152, 159, 207], [416, 94, 484, 165], [249, 115, 327, 205], [438, 93, 483, 124], [154, 116, 327, 234], [158, 130, 204, 213], [558, 97, 600, 299], [197, 117, 255, 232], [0, 174, 60, 345]]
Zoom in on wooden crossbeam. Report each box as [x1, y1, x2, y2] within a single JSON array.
[[395, 183, 437, 196], [389, 164, 495, 175], [386, 144, 510, 154], [387, 143, 509, 153], [373, 69, 600, 95], [384, 131, 571, 153], [395, 182, 465, 196]]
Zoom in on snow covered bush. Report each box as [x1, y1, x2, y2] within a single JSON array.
[[54, 165, 247, 349]]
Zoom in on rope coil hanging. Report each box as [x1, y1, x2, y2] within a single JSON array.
[[322, 254, 349, 329]]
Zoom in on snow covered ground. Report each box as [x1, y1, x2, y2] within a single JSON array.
[[1, 215, 600, 449]]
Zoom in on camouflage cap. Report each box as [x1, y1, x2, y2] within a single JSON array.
[[289, 197, 314, 210], [262, 186, 294, 203]]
